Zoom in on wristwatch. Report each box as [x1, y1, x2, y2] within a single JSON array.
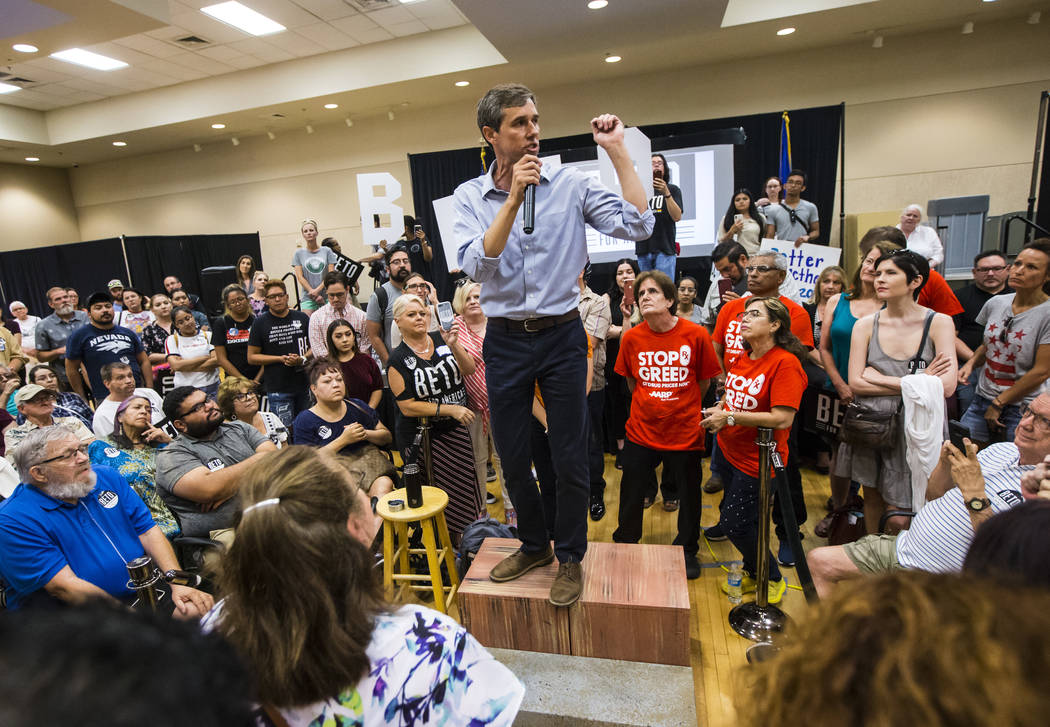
[[966, 497, 992, 512], [726, 414, 736, 427]]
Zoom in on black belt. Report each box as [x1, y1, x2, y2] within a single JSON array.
[[488, 310, 579, 333]]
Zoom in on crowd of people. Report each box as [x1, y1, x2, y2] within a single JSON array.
[[0, 80, 1048, 724]]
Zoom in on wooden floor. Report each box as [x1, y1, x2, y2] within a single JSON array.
[[476, 455, 829, 727]]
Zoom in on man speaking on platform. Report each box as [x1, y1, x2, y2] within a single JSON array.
[[454, 83, 654, 607]]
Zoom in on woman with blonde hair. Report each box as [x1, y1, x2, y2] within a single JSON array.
[[249, 270, 270, 316], [291, 218, 337, 314], [211, 446, 523, 725]]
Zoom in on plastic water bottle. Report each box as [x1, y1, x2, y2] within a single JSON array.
[[727, 561, 743, 605]]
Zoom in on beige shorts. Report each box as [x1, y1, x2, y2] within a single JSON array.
[[842, 534, 902, 574]]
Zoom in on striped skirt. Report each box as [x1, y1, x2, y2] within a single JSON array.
[[406, 422, 483, 542]]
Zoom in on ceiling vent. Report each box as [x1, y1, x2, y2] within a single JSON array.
[[0, 72, 36, 86], [350, 0, 394, 11], [172, 35, 214, 49]]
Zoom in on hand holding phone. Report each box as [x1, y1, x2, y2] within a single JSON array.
[[623, 281, 635, 308], [948, 420, 971, 452], [717, 277, 734, 301], [436, 301, 455, 331]]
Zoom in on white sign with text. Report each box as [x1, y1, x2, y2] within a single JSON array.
[[759, 239, 842, 302], [357, 172, 403, 248]]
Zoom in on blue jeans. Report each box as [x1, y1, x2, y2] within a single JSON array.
[[267, 390, 311, 429], [711, 447, 783, 582], [959, 393, 1023, 443], [637, 252, 677, 281], [484, 316, 589, 563], [955, 380, 976, 419]]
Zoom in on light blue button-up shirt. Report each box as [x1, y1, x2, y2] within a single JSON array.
[[455, 163, 654, 320]]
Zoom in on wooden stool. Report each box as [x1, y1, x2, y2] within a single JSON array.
[[376, 486, 461, 614]]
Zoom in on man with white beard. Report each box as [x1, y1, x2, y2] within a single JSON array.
[[0, 426, 213, 616], [34, 286, 88, 388]]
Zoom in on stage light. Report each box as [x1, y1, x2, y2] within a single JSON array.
[[201, 2, 285, 36], [51, 48, 127, 70]]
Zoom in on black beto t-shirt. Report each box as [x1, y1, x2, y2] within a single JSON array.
[[248, 310, 310, 394], [387, 332, 467, 445], [397, 236, 430, 280], [636, 183, 683, 256], [211, 314, 258, 379]]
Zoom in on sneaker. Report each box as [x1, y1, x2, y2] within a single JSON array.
[[777, 539, 797, 568], [486, 464, 497, 482], [768, 577, 787, 604], [548, 562, 583, 607], [704, 523, 728, 541], [489, 545, 554, 582], [685, 555, 701, 580], [589, 495, 606, 521], [703, 473, 724, 494], [485, 491, 497, 505], [720, 573, 757, 595]]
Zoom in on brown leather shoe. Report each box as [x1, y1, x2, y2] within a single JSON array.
[[548, 562, 583, 607], [489, 546, 555, 582]]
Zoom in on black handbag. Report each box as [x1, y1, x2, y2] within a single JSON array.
[[839, 312, 935, 450]]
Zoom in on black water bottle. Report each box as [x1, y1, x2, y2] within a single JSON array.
[[403, 463, 424, 509]]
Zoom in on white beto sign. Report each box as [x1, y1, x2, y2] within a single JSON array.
[[357, 172, 403, 248], [759, 239, 842, 302], [597, 126, 653, 201]]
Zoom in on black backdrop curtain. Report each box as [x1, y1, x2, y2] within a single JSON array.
[[124, 233, 262, 306], [0, 237, 124, 317], [409, 103, 842, 302]]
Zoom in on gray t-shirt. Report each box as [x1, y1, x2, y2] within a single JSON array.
[[291, 246, 337, 290], [974, 294, 1050, 403], [155, 420, 268, 537], [365, 282, 404, 354], [766, 199, 819, 241]]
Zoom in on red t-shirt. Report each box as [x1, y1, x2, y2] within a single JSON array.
[[717, 346, 806, 478], [712, 295, 815, 371], [918, 270, 963, 316], [615, 318, 722, 451]]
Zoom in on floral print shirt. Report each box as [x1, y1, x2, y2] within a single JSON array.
[[88, 438, 180, 538], [205, 603, 524, 727]]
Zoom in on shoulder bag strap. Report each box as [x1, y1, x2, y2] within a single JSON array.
[[894, 311, 937, 414]]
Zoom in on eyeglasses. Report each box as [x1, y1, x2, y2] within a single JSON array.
[[405, 283, 428, 291], [326, 290, 347, 299], [233, 391, 257, 402], [265, 292, 287, 300], [999, 316, 1014, 345], [1020, 404, 1050, 432], [179, 396, 214, 417], [975, 265, 1007, 273], [745, 265, 777, 274], [38, 444, 89, 465], [741, 309, 767, 320]]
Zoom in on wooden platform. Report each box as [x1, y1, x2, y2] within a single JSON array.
[[459, 538, 690, 666]]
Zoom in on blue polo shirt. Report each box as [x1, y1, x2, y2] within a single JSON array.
[[0, 465, 154, 609]]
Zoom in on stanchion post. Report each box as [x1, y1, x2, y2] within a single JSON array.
[[419, 415, 434, 485], [728, 427, 788, 643]]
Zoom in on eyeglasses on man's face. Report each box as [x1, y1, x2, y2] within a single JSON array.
[[745, 265, 777, 274], [39, 444, 89, 465], [179, 396, 215, 418], [1020, 403, 1050, 432]]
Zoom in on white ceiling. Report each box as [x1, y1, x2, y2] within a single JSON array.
[[0, 0, 1046, 166]]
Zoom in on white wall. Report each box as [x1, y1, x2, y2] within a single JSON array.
[[0, 162, 80, 249], [5, 16, 1044, 278]]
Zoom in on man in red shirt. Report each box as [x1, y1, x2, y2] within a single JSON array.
[[710, 251, 814, 565], [614, 271, 722, 579]]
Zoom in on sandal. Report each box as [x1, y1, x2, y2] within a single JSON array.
[[662, 499, 680, 512], [642, 497, 654, 509]]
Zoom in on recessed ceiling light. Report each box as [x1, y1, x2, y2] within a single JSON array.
[[51, 48, 128, 71], [398, 0, 425, 4], [211, 123, 226, 129], [588, 0, 609, 8], [777, 27, 795, 36], [13, 44, 38, 53], [112, 141, 127, 147], [0, 82, 20, 94], [604, 54, 621, 63], [25, 157, 39, 162], [201, 1, 286, 36], [324, 103, 339, 109], [454, 80, 470, 87]]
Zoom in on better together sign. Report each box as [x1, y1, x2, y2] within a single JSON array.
[[759, 239, 842, 302]]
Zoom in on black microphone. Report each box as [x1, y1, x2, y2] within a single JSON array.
[[523, 183, 536, 235]]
